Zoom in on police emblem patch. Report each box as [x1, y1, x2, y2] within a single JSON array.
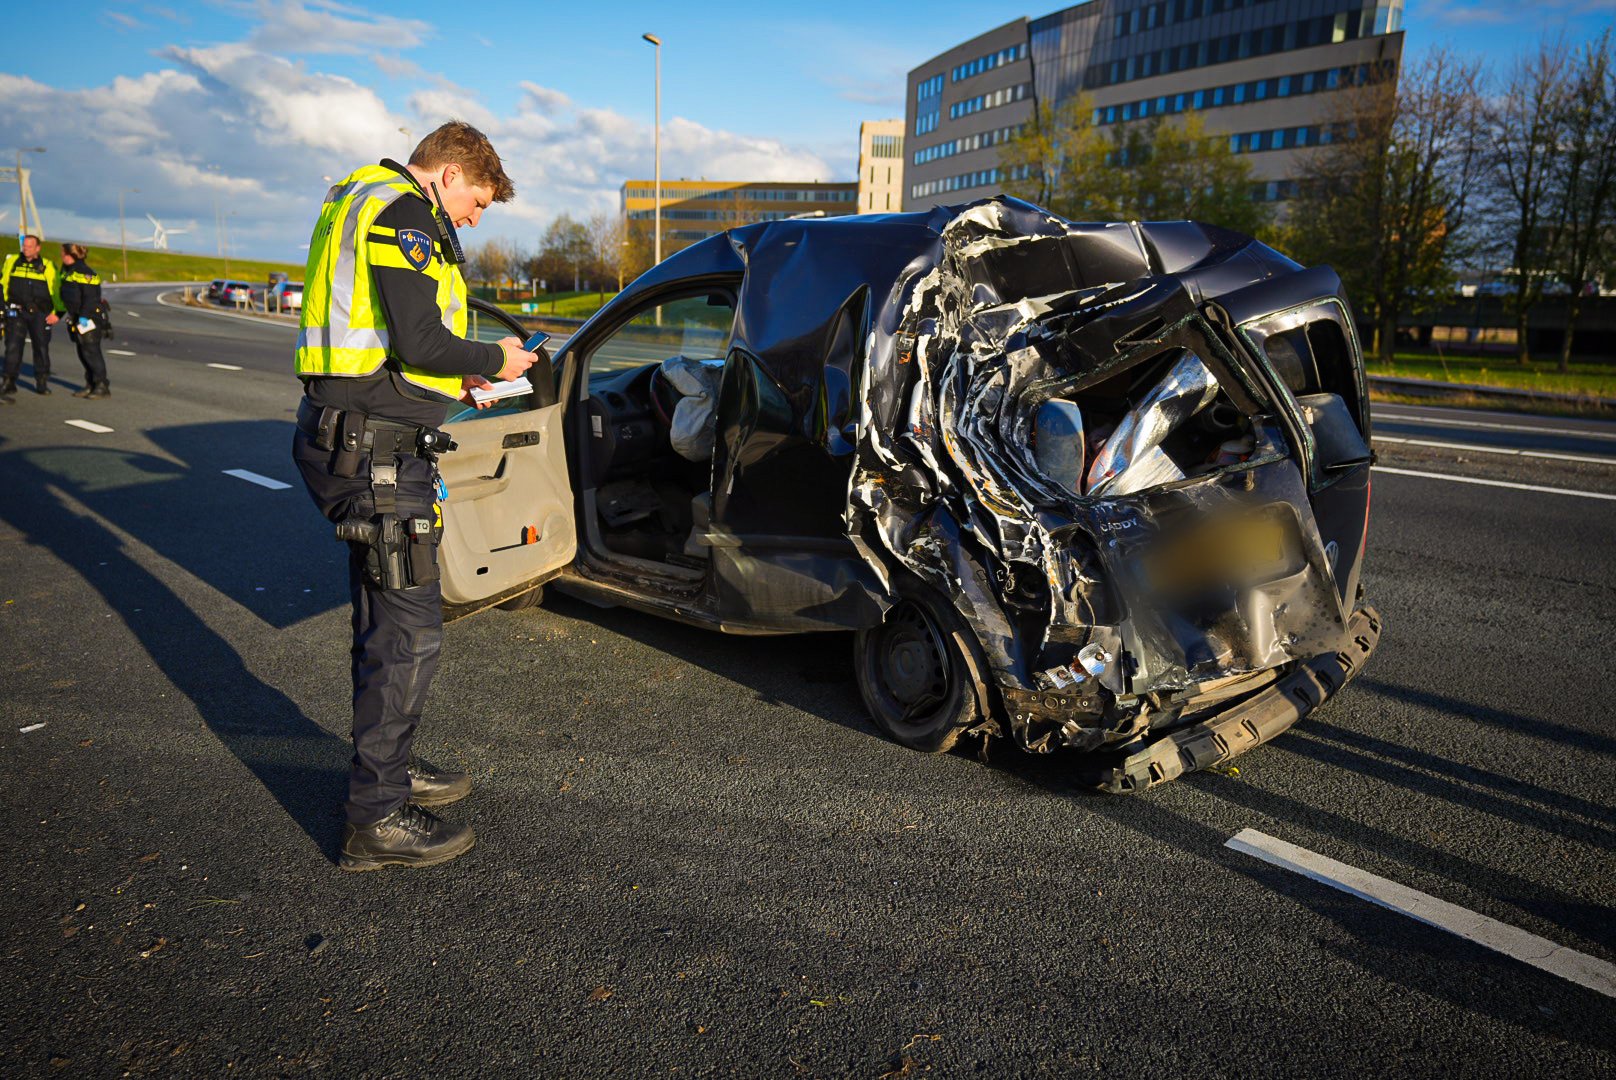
[[397, 228, 433, 271]]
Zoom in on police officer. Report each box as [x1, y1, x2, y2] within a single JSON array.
[[1, 234, 63, 400], [60, 244, 110, 399], [291, 120, 536, 872]]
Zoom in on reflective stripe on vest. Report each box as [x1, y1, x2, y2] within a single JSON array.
[[294, 164, 467, 400]]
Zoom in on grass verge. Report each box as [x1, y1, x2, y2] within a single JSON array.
[[1369, 351, 1616, 399], [1, 235, 302, 285]]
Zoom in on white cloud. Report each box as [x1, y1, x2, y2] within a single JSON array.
[[519, 82, 572, 114], [238, 0, 432, 55], [0, 11, 839, 260]]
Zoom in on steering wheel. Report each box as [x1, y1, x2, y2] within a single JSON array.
[[648, 363, 680, 430]]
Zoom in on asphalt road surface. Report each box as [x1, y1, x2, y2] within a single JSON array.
[[2, 286, 1612, 1077]]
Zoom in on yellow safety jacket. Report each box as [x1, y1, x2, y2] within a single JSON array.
[[295, 164, 468, 400], [1, 253, 64, 314]]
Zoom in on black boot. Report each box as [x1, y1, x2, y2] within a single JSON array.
[[0, 380, 14, 403], [408, 757, 472, 808], [35, 377, 50, 395], [85, 383, 110, 399], [338, 803, 475, 872], [71, 384, 93, 398]]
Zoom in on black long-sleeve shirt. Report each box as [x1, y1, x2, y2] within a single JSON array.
[[304, 159, 503, 428]]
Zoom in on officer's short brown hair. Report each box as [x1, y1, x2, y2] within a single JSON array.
[[409, 121, 515, 203]]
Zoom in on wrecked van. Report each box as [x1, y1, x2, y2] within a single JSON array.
[[439, 197, 1381, 791]]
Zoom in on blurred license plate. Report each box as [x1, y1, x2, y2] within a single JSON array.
[[1143, 515, 1292, 592]]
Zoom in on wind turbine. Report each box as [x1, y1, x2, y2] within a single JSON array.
[[144, 213, 191, 251]]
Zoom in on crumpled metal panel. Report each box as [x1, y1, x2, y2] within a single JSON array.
[[679, 196, 1364, 750]]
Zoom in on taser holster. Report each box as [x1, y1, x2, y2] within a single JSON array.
[[319, 407, 448, 591]]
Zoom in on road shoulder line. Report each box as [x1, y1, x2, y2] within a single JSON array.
[[1226, 828, 1616, 999], [1372, 466, 1616, 502]]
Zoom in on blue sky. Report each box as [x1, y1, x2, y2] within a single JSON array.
[[1, 1, 1611, 262]]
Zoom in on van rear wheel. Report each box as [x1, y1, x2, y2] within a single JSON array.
[[854, 583, 980, 753]]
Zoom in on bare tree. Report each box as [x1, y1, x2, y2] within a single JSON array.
[[1290, 51, 1487, 362], [1484, 39, 1573, 364], [1552, 30, 1616, 371], [463, 237, 521, 298], [585, 212, 626, 294], [537, 215, 591, 294]]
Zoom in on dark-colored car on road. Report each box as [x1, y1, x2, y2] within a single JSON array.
[[439, 198, 1381, 790], [217, 280, 257, 306]]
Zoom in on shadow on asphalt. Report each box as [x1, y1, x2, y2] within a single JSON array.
[[537, 589, 880, 739], [1358, 677, 1616, 758], [0, 426, 350, 860], [974, 742, 1616, 1047], [526, 587, 1616, 1034]]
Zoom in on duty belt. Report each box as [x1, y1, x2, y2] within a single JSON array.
[[296, 396, 456, 514]]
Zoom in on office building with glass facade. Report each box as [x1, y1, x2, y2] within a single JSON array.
[[621, 180, 859, 252], [903, 0, 1404, 211]]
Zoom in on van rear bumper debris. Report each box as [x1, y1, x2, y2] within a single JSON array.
[[1095, 605, 1382, 794]]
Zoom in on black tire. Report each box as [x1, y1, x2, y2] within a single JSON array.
[[854, 582, 981, 753], [496, 585, 544, 612]]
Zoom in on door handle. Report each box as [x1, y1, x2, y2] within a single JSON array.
[[501, 431, 542, 449]]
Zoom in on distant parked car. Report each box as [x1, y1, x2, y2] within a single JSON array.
[[206, 279, 225, 303], [218, 280, 257, 306], [268, 281, 303, 312]]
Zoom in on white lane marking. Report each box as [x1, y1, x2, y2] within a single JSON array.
[[1372, 466, 1616, 502], [223, 469, 292, 491], [109, 348, 137, 356], [207, 363, 243, 371], [126, 310, 141, 318], [1376, 411, 1616, 442], [1226, 829, 1616, 999], [18, 723, 47, 734], [65, 419, 114, 434], [1374, 435, 1616, 466]]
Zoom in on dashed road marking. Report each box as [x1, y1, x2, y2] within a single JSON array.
[[1226, 828, 1616, 999], [126, 310, 141, 318], [1375, 411, 1616, 442], [109, 349, 136, 356], [207, 363, 243, 371], [223, 469, 292, 490], [1374, 435, 1616, 466], [65, 419, 114, 434], [1372, 466, 1616, 502]]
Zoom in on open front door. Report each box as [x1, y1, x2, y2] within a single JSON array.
[[436, 301, 576, 608]]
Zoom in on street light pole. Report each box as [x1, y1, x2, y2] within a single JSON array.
[[642, 33, 662, 267], [118, 188, 139, 281]]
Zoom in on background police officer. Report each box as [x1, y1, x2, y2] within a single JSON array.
[[1, 234, 64, 400], [60, 243, 110, 399], [291, 120, 536, 872]]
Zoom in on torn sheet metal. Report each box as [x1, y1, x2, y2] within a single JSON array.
[[824, 197, 1368, 755], [615, 196, 1375, 755]]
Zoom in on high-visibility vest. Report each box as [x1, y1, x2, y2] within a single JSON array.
[[62, 267, 100, 286], [2, 254, 63, 313], [294, 164, 468, 400]]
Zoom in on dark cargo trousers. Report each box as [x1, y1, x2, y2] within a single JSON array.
[[4, 311, 52, 382], [292, 426, 443, 825], [73, 328, 108, 388]]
